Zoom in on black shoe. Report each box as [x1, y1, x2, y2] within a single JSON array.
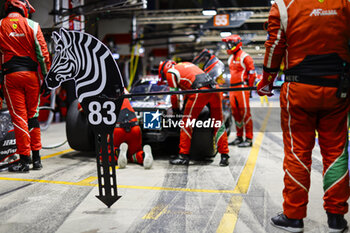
[[170, 154, 189, 165], [219, 154, 229, 166], [9, 155, 30, 173], [238, 138, 252, 147], [327, 212, 348, 233], [270, 213, 303, 232], [33, 159, 43, 170], [32, 150, 43, 170], [229, 137, 243, 146]]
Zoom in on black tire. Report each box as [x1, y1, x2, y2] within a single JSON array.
[[190, 127, 215, 160], [66, 99, 95, 152], [190, 106, 216, 160]]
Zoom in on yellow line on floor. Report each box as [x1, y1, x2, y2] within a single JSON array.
[[41, 149, 74, 160], [117, 185, 237, 193], [216, 106, 272, 233], [75, 176, 98, 185], [216, 196, 243, 233], [143, 204, 169, 220], [0, 176, 238, 193], [0, 176, 96, 186], [233, 106, 272, 194]]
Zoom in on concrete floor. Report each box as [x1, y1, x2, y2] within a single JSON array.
[[0, 98, 348, 233]]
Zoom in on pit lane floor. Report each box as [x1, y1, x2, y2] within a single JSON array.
[[0, 98, 348, 233]]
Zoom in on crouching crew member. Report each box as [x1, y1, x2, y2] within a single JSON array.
[[158, 60, 230, 166], [222, 35, 256, 147], [113, 89, 153, 169]]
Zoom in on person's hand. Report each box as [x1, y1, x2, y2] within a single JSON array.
[[257, 71, 277, 96], [40, 81, 51, 97]]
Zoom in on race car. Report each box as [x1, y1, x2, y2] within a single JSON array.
[[0, 109, 18, 170], [128, 75, 233, 160]]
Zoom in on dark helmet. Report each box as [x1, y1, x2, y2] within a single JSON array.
[[4, 0, 35, 18], [222, 34, 242, 54]]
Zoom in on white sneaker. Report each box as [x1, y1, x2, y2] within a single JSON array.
[[143, 145, 153, 169], [118, 143, 128, 169]]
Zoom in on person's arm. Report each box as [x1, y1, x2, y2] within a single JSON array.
[[166, 69, 179, 90], [244, 55, 257, 87], [166, 70, 181, 111], [34, 23, 51, 78], [263, 3, 286, 72], [258, 3, 286, 96]]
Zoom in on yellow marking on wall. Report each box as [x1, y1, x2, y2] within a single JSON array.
[[41, 149, 74, 160], [216, 196, 243, 233], [143, 205, 169, 220], [217, 106, 271, 233]]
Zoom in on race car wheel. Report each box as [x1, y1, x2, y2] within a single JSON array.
[[190, 106, 216, 160], [190, 127, 215, 160], [66, 99, 95, 152]]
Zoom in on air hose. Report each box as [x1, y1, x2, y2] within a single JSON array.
[[42, 140, 68, 149], [39, 91, 68, 149]]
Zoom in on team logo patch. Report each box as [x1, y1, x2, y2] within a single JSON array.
[[12, 24, 17, 29], [143, 110, 162, 129]]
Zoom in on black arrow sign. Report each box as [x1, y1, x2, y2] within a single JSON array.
[[81, 96, 124, 208], [95, 131, 121, 207], [45, 28, 124, 208]]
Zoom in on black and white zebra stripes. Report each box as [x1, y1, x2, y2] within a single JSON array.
[[46, 28, 124, 103]]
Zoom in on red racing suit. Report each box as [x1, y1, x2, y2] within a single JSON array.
[[113, 95, 144, 164], [166, 62, 229, 155], [0, 12, 51, 156], [265, 0, 350, 219], [228, 49, 256, 140]]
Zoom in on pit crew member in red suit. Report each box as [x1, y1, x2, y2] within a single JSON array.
[[257, 1, 350, 232], [158, 60, 230, 166], [222, 35, 256, 148], [0, 0, 51, 172], [113, 89, 153, 169]]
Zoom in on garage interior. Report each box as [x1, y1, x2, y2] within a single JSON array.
[[0, 1, 348, 233]]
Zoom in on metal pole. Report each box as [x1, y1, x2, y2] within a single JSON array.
[[123, 86, 281, 98]]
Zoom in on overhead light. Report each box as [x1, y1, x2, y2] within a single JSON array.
[[270, 0, 275, 4], [202, 8, 217, 16], [112, 53, 120, 60], [138, 47, 145, 54], [220, 32, 231, 38]]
